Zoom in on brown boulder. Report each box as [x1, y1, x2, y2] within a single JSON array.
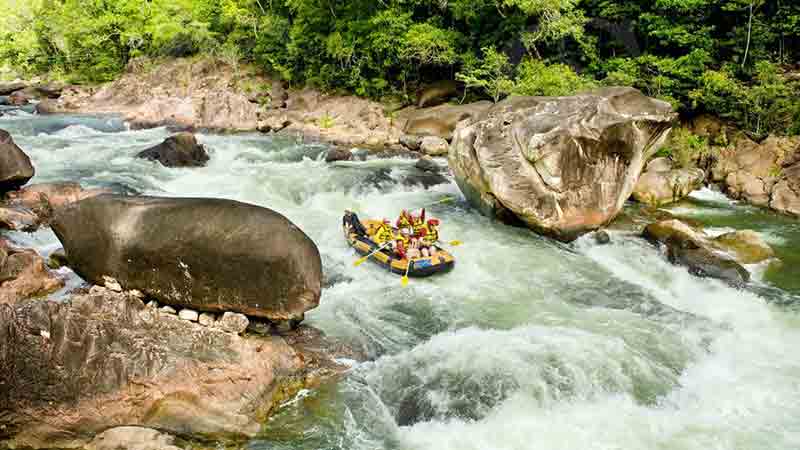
[[137, 133, 210, 167], [0, 288, 346, 449], [0, 129, 35, 192], [325, 147, 352, 163], [449, 87, 675, 241]]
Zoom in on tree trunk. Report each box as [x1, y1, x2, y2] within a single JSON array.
[[742, 2, 754, 69]]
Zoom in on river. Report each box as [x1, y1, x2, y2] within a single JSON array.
[[2, 108, 799, 450]]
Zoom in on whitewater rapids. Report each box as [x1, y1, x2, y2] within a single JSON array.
[[2, 109, 799, 450]]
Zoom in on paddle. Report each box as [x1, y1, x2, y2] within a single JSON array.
[[353, 242, 391, 267], [401, 259, 412, 286]]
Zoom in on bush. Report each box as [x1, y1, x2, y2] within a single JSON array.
[[690, 62, 800, 138], [513, 59, 596, 97], [657, 128, 711, 169]]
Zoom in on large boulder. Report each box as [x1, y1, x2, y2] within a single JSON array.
[[449, 87, 675, 241], [0, 288, 346, 449], [642, 219, 773, 286], [632, 163, 705, 206], [401, 101, 492, 141], [0, 129, 35, 192], [51, 195, 322, 321], [136, 132, 209, 167]]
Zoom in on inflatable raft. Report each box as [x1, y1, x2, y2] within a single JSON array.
[[343, 212, 455, 277]]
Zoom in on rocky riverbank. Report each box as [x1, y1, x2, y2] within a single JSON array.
[[0, 129, 353, 449]]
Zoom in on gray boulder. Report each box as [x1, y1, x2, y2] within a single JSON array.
[[136, 132, 209, 167], [449, 87, 675, 241], [51, 195, 322, 321], [0, 129, 35, 192]]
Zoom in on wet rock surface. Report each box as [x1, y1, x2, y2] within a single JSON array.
[[642, 219, 774, 286], [51, 195, 322, 321], [449, 87, 675, 241]]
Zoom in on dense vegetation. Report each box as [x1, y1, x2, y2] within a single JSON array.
[[1, 0, 799, 137]]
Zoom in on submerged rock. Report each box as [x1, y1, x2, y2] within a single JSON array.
[[642, 219, 762, 286], [0, 287, 347, 449], [137, 132, 209, 167], [712, 230, 775, 264], [449, 87, 675, 241], [325, 147, 352, 163], [51, 195, 322, 321], [0, 129, 35, 192]]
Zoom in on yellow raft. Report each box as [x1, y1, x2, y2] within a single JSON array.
[[343, 212, 455, 277]]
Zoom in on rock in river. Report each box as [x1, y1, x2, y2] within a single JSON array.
[[642, 219, 774, 286], [449, 87, 675, 241], [0, 129, 35, 192], [136, 132, 210, 167], [51, 195, 322, 321]]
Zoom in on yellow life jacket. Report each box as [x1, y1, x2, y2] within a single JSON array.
[[422, 224, 439, 245], [374, 223, 394, 244]]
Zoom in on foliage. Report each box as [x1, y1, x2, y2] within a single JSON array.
[[0, 0, 799, 137], [657, 127, 711, 169], [690, 62, 800, 138], [456, 47, 514, 103]]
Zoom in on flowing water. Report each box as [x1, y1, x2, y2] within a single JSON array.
[[2, 108, 800, 450]]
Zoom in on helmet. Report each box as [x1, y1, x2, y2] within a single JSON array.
[[383, 218, 390, 224], [427, 219, 440, 226]]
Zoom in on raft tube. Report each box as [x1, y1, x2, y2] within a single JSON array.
[[343, 215, 455, 277]]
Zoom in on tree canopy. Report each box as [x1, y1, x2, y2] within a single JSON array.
[[1, 0, 799, 137]]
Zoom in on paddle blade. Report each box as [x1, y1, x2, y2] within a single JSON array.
[[353, 256, 368, 267], [448, 240, 462, 246], [401, 275, 409, 286]]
